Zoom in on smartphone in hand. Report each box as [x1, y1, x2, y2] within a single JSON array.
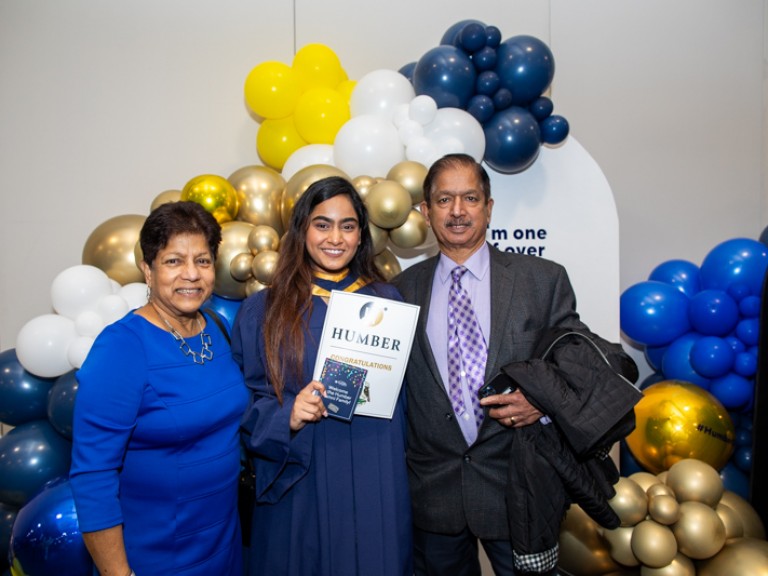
[[478, 371, 519, 399]]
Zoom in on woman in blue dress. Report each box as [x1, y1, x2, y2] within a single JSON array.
[[70, 201, 248, 576], [232, 176, 412, 575]]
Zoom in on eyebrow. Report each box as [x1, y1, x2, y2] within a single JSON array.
[[311, 215, 359, 224]]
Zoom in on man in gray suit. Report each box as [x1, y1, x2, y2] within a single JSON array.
[[392, 153, 587, 575]]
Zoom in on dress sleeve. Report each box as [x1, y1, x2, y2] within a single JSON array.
[[231, 293, 314, 504], [69, 323, 146, 532]]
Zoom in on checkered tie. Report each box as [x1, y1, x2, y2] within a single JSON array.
[[447, 266, 487, 428]]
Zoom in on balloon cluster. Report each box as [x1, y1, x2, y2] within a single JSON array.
[[559, 459, 768, 575]]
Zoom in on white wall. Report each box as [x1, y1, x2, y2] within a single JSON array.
[[1, 0, 766, 385]]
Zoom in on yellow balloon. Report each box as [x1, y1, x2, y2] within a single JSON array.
[[608, 476, 649, 526], [558, 505, 623, 576], [639, 553, 695, 576], [251, 250, 279, 285], [603, 526, 640, 567], [181, 174, 239, 224], [352, 175, 378, 200], [630, 519, 678, 568], [214, 221, 254, 299], [648, 494, 680, 525], [626, 380, 735, 474], [229, 252, 254, 282], [228, 165, 286, 235], [248, 225, 280, 255], [369, 223, 389, 255], [374, 248, 401, 281], [82, 214, 146, 285], [718, 490, 766, 539], [282, 164, 351, 230], [365, 180, 412, 229], [150, 189, 181, 211], [665, 458, 723, 506], [672, 501, 726, 559], [697, 538, 768, 576], [387, 160, 427, 204], [294, 87, 350, 144], [257, 116, 308, 171], [390, 208, 428, 249], [292, 43, 345, 91], [244, 60, 301, 119]]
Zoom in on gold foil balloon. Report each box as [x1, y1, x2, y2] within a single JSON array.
[[369, 223, 389, 255], [390, 209, 428, 249], [352, 175, 377, 200], [248, 225, 280, 254], [150, 189, 182, 211], [229, 252, 254, 282], [365, 180, 412, 229], [697, 537, 768, 576], [665, 458, 723, 506], [630, 519, 677, 568], [181, 174, 239, 224], [672, 501, 726, 559], [214, 221, 254, 299], [629, 472, 662, 493], [647, 483, 675, 499], [82, 214, 146, 285], [245, 277, 268, 297], [648, 494, 680, 525], [134, 241, 143, 272], [608, 477, 649, 526], [251, 250, 279, 285], [626, 380, 735, 474], [228, 165, 286, 235], [374, 248, 402, 281], [558, 505, 623, 576], [282, 164, 351, 230], [639, 552, 695, 576], [717, 502, 745, 541], [718, 490, 766, 539], [603, 526, 640, 567], [387, 160, 427, 205]]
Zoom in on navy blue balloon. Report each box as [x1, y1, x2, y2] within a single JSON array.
[[529, 96, 554, 121], [734, 426, 752, 447], [760, 224, 768, 247], [619, 440, 646, 474], [0, 420, 72, 507], [440, 19, 486, 46], [458, 22, 487, 53], [491, 88, 512, 111], [471, 46, 497, 72], [661, 332, 710, 387], [205, 294, 242, 330], [10, 478, 93, 576], [0, 502, 17, 570], [733, 446, 752, 473], [0, 349, 55, 426], [709, 373, 753, 410], [485, 26, 502, 48], [47, 370, 78, 439], [649, 259, 702, 298], [413, 45, 477, 109], [540, 114, 569, 145], [398, 61, 416, 83], [620, 280, 691, 346], [719, 462, 750, 499], [483, 107, 541, 174], [700, 237, 768, 297], [475, 71, 500, 96], [495, 35, 555, 106], [688, 289, 739, 336], [466, 95, 495, 124], [689, 336, 735, 379]]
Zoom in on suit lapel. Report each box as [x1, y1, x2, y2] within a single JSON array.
[[485, 248, 517, 381]]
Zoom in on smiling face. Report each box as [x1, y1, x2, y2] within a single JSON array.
[[305, 194, 362, 274], [141, 232, 215, 322], [421, 163, 493, 263]]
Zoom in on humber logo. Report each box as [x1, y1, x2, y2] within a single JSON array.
[[329, 301, 400, 351], [359, 301, 385, 327]]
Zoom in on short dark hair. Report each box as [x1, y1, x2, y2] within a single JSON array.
[[139, 201, 222, 266], [422, 153, 491, 206]]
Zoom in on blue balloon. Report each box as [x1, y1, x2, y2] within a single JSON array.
[[734, 426, 752, 447], [539, 114, 569, 145], [727, 282, 752, 303], [466, 95, 495, 124], [482, 107, 541, 174], [471, 46, 497, 72], [458, 22, 487, 53], [709, 373, 753, 410], [495, 35, 555, 106], [619, 440, 646, 474], [0, 502, 17, 571], [700, 237, 768, 297], [529, 96, 554, 121], [0, 420, 72, 507], [485, 25, 502, 48], [620, 280, 691, 346], [10, 479, 93, 576], [492, 87, 512, 111], [475, 70, 500, 96], [645, 345, 668, 372], [0, 349, 55, 426], [689, 336, 735, 379], [205, 294, 243, 330], [735, 317, 759, 347], [733, 351, 757, 378], [733, 446, 752, 473], [719, 462, 750, 498], [639, 371, 665, 390], [725, 335, 746, 354], [47, 370, 78, 439], [661, 333, 710, 387], [398, 61, 416, 83], [440, 19, 486, 46], [738, 295, 761, 318], [688, 289, 739, 336], [413, 45, 477, 109], [648, 259, 702, 298]]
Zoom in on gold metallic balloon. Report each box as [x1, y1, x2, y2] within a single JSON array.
[[228, 165, 286, 235], [718, 490, 766, 539], [603, 526, 640, 567], [245, 277, 268, 297], [696, 537, 768, 576], [665, 458, 723, 507], [625, 380, 735, 474], [386, 160, 427, 205], [629, 472, 662, 493], [608, 477, 649, 527], [229, 252, 254, 282], [181, 174, 239, 224], [365, 180, 412, 229], [717, 502, 746, 541], [82, 214, 146, 285], [374, 248, 402, 281], [150, 189, 182, 211], [352, 175, 377, 200], [134, 241, 144, 273], [214, 221, 254, 299], [369, 223, 389, 255], [638, 552, 695, 576], [630, 519, 677, 568], [647, 483, 675, 499], [558, 505, 623, 576], [648, 494, 680, 526], [390, 208, 428, 249], [672, 501, 726, 559], [282, 165, 351, 230], [251, 250, 279, 285], [248, 225, 281, 255]]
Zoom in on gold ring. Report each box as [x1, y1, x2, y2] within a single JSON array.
[[509, 416, 516, 426]]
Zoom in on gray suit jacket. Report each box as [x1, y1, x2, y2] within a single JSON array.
[[392, 244, 588, 540]]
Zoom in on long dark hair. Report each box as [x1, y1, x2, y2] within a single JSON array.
[[264, 176, 384, 402]]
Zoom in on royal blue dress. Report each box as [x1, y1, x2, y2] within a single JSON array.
[[232, 279, 413, 576], [70, 310, 248, 576]]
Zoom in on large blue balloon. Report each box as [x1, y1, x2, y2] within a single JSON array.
[[620, 280, 691, 346], [9, 478, 93, 576], [0, 349, 55, 426], [413, 45, 477, 109], [661, 332, 710, 387], [0, 420, 72, 507], [204, 294, 243, 331], [688, 289, 739, 336], [689, 336, 735, 379], [47, 370, 78, 439], [648, 259, 702, 297], [440, 19, 486, 46], [483, 107, 541, 174], [700, 237, 768, 297], [495, 35, 555, 106]]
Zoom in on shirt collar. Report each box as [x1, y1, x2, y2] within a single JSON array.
[[437, 243, 490, 284]]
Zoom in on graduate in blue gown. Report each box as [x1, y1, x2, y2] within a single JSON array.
[[232, 176, 413, 576]]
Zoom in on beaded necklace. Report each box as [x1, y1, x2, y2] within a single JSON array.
[[150, 301, 213, 364]]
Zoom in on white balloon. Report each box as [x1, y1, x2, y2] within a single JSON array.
[[398, 119, 424, 147], [350, 69, 415, 122], [334, 115, 405, 178], [67, 336, 95, 369], [16, 314, 77, 378], [120, 282, 148, 310], [406, 136, 439, 167], [110, 279, 122, 294], [98, 294, 130, 326], [409, 95, 438, 126], [50, 264, 113, 320], [75, 310, 105, 337], [423, 107, 486, 162], [281, 144, 335, 182], [392, 103, 410, 128]]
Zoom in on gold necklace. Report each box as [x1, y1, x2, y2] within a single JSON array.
[[150, 302, 213, 365]]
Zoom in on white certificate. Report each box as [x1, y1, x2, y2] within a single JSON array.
[[313, 290, 419, 419]]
